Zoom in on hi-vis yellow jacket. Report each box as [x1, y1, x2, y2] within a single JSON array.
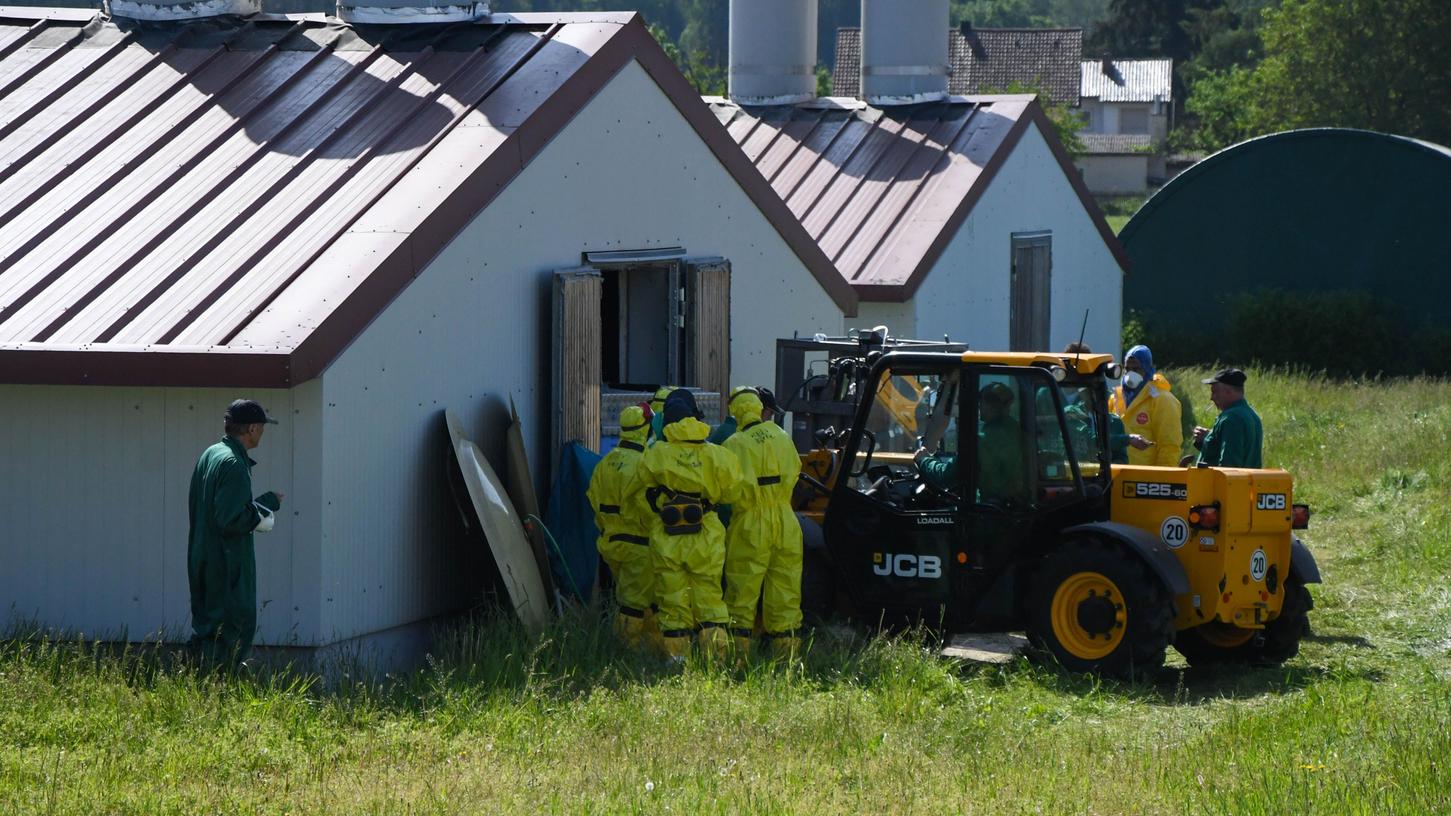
[[1109, 373, 1184, 467]]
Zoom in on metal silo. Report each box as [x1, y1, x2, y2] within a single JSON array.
[[729, 0, 819, 106], [861, 0, 949, 105]]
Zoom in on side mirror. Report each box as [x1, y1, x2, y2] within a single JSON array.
[[849, 428, 877, 477]]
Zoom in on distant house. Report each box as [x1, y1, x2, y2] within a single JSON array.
[[833, 24, 1083, 105], [1077, 59, 1174, 195]]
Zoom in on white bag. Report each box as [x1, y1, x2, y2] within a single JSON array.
[[253, 503, 276, 533]]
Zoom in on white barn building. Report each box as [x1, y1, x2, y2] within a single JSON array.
[[0, 8, 854, 654]]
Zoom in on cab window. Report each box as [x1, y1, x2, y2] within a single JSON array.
[[969, 372, 1079, 507]]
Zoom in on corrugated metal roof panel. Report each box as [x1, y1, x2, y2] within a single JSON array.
[[713, 95, 1011, 294], [713, 93, 1129, 298], [834, 26, 1083, 106], [1080, 59, 1173, 102], [0, 8, 858, 385]]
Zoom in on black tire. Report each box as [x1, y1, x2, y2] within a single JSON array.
[[1025, 537, 1175, 679], [1174, 576, 1313, 667]]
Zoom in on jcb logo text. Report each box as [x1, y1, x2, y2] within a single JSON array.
[[1256, 493, 1287, 510], [872, 553, 942, 579]]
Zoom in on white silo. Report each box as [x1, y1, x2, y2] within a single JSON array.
[[729, 0, 819, 106], [861, 0, 949, 105]]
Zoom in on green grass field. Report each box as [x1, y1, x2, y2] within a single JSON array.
[[4, 369, 1450, 814]]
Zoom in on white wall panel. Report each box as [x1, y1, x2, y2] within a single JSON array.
[[1, 384, 321, 645], [318, 59, 846, 642], [910, 122, 1124, 358]]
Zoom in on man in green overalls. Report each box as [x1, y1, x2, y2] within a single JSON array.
[[1193, 369, 1263, 468], [188, 399, 283, 671]]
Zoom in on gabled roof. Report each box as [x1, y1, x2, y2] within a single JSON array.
[[708, 94, 1127, 301], [833, 26, 1083, 106], [0, 8, 855, 387], [1080, 58, 1172, 103]]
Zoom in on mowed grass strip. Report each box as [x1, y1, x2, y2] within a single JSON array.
[[3, 369, 1450, 815]]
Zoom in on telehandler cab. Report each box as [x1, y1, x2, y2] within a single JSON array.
[[777, 331, 1321, 677]]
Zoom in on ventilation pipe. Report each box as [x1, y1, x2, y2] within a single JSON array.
[[338, 0, 488, 24], [861, 0, 949, 105], [729, 0, 818, 106], [108, 0, 260, 21]]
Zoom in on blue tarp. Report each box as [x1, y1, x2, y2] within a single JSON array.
[[544, 441, 602, 602]]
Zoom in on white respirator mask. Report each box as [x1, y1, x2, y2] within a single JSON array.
[[254, 503, 276, 533], [1123, 371, 1145, 389]]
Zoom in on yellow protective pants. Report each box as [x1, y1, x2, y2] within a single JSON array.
[[724, 503, 803, 635], [597, 532, 655, 615], [651, 514, 729, 634]]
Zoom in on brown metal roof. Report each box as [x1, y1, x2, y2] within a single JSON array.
[[709, 94, 1128, 301], [833, 26, 1084, 106], [0, 8, 855, 387]]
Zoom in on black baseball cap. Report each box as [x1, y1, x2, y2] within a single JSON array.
[[225, 399, 279, 425], [1202, 368, 1247, 388]]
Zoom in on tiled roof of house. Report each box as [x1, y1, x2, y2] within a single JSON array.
[[1080, 58, 1173, 103], [1080, 133, 1155, 154], [833, 26, 1082, 106]]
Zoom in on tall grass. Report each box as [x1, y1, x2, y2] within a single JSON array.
[[3, 370, 1450, 814]]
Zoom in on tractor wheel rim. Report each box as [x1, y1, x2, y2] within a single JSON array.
[[1195, 622, 1255, 648], [1051, 571, 1126, 660]]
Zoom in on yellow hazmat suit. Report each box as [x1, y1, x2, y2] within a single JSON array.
[[587, 406, 657, 647], [722, 390, 804, 655], [1109, 373, 1184, 467], [635, 415, 743, 659]]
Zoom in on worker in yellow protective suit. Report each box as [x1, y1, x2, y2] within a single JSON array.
[[635, 390, 744, 662], [586, 405, 657, 649], [722, 388, 805, 661], [1108, 345, 1183, 467]]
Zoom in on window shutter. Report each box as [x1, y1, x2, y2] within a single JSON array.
[[683, 257, 731, 422], [552, 268, 602, 459]]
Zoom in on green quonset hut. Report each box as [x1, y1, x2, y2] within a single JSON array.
[[1120, 129, 1451, 331]]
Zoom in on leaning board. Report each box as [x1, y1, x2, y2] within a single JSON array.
[[445, 409, 549, 632]]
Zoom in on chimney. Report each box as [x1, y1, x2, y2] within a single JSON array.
[[861, 0, 949, 105], [1101, 55, 1113, 74], [108, 0, 260, 21], [337, 0, 488, 24], [728, 0, 818, 105]]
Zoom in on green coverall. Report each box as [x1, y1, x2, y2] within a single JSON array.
[[919, 417, 1027, 502], [1196, 398, 1264, 468], [187, 436, 279, 669]]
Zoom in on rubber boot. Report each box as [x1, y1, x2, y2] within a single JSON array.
[[660, 631, 693, 663], [770, 633, 802, 663], [731, 629, 754, 669], [697, 625, 731, 667], [643, 609, 665, 655], [614, 612, 646, 650]]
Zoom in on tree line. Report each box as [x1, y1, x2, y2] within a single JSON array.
[[495, 0, 1451, 151]]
